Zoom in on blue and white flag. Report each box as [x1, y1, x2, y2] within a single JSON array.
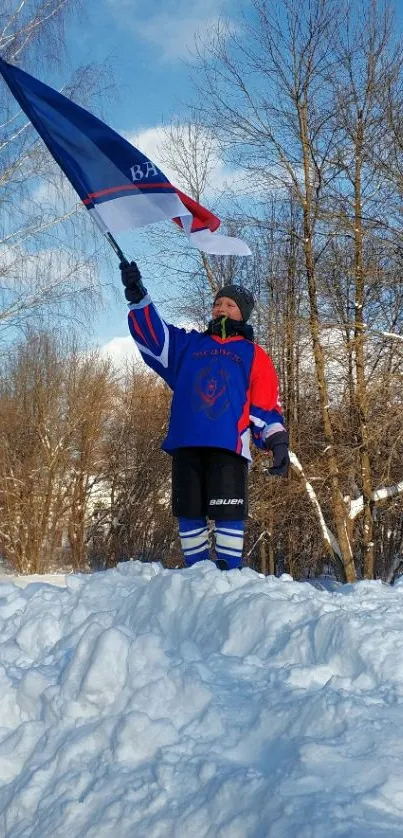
[[0, 58, 250, 256]]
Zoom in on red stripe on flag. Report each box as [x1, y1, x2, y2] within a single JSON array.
[[83, 182, 175, 204]]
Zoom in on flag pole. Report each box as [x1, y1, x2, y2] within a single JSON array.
[[104, 231, 128, 264]]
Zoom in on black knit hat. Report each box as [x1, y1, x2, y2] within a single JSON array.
[[214, 284, 255, 322]]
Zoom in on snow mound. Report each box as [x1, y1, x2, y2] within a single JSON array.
[[0, 561, 403, 837]]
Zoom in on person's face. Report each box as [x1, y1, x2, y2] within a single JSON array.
[[212, 296, 243, 322]]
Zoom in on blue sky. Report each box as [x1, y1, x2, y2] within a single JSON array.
[[66, 0, 224, 132]]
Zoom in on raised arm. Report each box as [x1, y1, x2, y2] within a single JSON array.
[[121, 261, 191, 389]]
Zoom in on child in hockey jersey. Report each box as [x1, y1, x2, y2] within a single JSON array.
[[121, 260, 289, 570]]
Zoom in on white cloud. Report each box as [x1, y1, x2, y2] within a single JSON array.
[[128, 127, 168, 173], [139, 12, 222, 61], [105, 0, 235, 62], [98, 335, 141, 371], [128, 125, 248, 199]]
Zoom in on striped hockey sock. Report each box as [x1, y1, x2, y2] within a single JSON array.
[[178, 517, 210, 566], [214, 520, 245, 569]]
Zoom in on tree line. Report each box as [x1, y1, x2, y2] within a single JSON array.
[[0, 327, 401, 581]]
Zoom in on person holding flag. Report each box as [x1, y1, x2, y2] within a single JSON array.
[[0, 55, 289, 570], [121, 261, 289, 570]]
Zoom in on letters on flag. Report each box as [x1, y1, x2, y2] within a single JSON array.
[[0, 58, 251, 256]]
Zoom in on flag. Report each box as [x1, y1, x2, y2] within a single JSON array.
[[0, 58, 251, 256]]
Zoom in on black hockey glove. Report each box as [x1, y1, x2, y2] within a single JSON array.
[[265, 430, 290, 477], [120, 260, 147, 303]]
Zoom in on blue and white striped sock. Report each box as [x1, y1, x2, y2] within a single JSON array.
[[178, 517, 210, 566], [214, 520, 244, 569]]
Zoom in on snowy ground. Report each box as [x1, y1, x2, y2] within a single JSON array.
[[0, 562, 403, 837]]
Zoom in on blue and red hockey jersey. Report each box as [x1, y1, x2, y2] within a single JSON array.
[[128, 294, 285, 461]]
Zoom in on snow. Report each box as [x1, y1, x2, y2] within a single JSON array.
[[0, 562, 403, 837]]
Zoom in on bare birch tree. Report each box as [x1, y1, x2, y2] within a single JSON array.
[[0, 0, 113, 343]]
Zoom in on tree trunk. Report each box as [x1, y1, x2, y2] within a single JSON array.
[[299, 101, 356, 582], [353, 112, 375, 578]]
